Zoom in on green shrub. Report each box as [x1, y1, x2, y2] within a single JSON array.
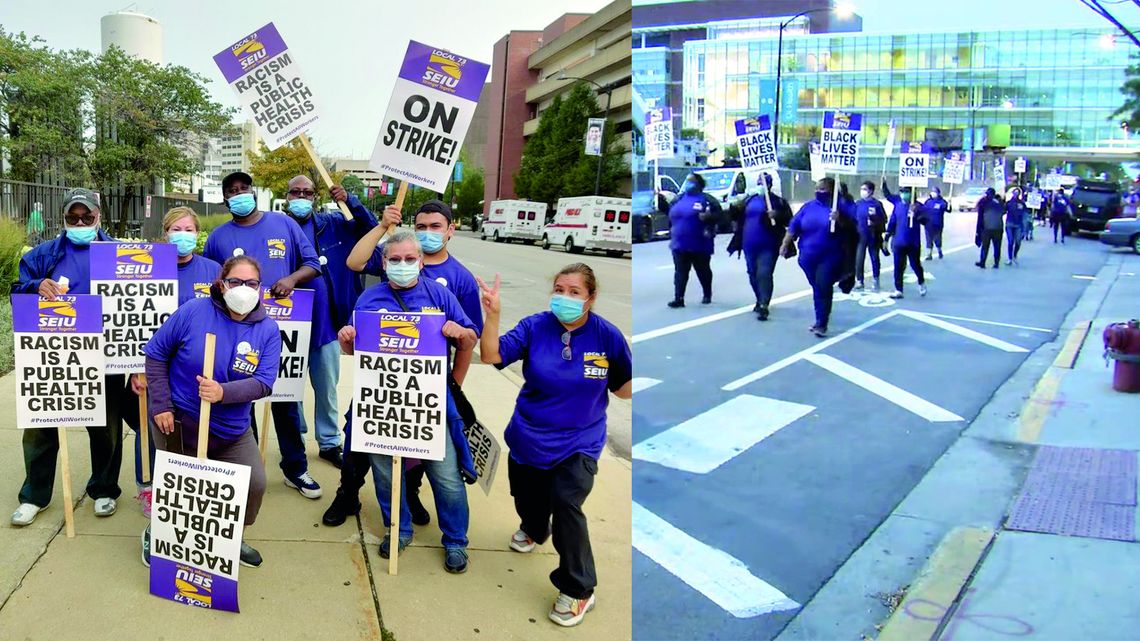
[[198, 213, 232, 235], [0, 219, 28, 295]]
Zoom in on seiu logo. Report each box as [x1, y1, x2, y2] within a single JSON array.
[[832, 112, 852, 130], [378, 317, 421, 350], [267, 239, 287, 259], [423, 51, 463, 91], [261, 290, 293, 320], [38, 299, 77, 330], [583, 352, 609, 379], [175, 567, 212, 607], [116, 245, 154, 277], [233, 36, 266, 70]]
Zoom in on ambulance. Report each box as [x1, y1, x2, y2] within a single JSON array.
[[540, 196, 632, 257], [481, 199, 548, 243]]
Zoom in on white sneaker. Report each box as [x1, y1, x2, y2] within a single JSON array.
[[889, 290, 904, 299], [510, 529, 536, 553], [919, 284, 928, 297], [549, 593, 596, 627], [11, 503, 43, 526], [94, 497, 117, 517]]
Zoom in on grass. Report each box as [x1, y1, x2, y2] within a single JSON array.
[[0, 296, 11, 375], [0, 219, 26, 375]]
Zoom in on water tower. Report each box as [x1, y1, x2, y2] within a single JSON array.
[[100, 9, 162, 64]]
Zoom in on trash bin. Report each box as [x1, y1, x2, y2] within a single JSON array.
[[1103, 320, 1140, 393]]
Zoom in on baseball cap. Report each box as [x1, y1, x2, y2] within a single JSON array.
[[62, 188, 100, 215], [416, 199, 453, 223], [222, 171, 253, 192]]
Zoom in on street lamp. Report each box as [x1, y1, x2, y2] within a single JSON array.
[[557, 71, 617, 195], [773, 3, 855, 144]]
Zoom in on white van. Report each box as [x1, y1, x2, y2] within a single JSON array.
[[482, 199, 548, 243], [541, 196, 632, 257]]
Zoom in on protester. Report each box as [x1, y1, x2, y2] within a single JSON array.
[[781, 177, 853, 338], [1050, 187, 1072, 244], [1005, 188, 1028, 265], [10, 188, 129, 525], [140, 256, 278, 568], [476, 263, 632, 627], [727, 173, 793, 321], [975, 187, 1005, 268], [337, 230, 479, 573], [882, 183, 928, 299], [280, 175, 385, 470], [1124, 183, 1140, 217], [659, 173, 720, 307], [853, 180, 887, 292], [920, 186, 949, 260], [203, 171, 324, 499]]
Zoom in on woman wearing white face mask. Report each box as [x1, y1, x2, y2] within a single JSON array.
[[477, 263, 632, 627], [138, 256, 280, 569]]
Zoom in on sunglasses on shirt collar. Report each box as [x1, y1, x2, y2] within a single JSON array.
[[561, 331, 572, 361]]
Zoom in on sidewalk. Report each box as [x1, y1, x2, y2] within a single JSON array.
[[0, 357, 631, 640]]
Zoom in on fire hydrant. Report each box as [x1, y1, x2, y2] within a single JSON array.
[[1104, 320, 1140, 393]]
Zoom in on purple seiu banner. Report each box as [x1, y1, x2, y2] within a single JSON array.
[[12, 294, 103, 334], [259, 288, 314, 324], [822, 110, 863, 131], [150, 558, 239, 612], [89, 242, 178, 282], [354, 311, 448, 358], [900, 141, 934, 154], [396, 41, 490, 103], [213, 22, 289, 84]]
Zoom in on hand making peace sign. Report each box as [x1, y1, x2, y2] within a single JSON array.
[[475, 273, 502, 315]]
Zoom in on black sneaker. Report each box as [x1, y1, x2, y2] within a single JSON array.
[[406, 488, 431, 526], [445, 548, 469, 574], [701, 295, 712, 304], [667, 299, 684, 308], [379, 534, 412, 559], [757, 305, 769, 321], [321, 492, 362, 527], [240, 541, 263, 568], [812, 326, 828, 337], [975, 261, 985, 268], [319, 447, 344, 469], [141, 525, 151, 568]]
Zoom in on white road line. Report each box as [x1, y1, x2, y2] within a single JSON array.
[[632, 502, 801, 618], [632, 377, 663, 394], [633, 395, 814, 473], [898, 311, 1029, 353], [633, 242, 974, 344], [722, 310, 900, 391], [803, 354, 964, 422], [1073, 275, 1096, 280], [921, 313, 1053, 334]]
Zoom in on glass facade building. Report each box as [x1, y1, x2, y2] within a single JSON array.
[[675, 27, 1137, 170]]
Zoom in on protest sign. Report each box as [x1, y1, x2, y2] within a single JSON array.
[[735, 115, 778, 173], [1027, 192, 1043, 209], [89, 242, 177, 374], [369, 41, 490, 194], [644, 107, 674, 162], [819, 110, 862, 175], [150, 451, 251, 612], [13, 294, 106, 429], [993, 159, 1007, 190], [351, 311, 449, 461], [260, 288, 313, 402], [464, 420, 501, 496], [809, 142, 826, 181], [943, 151, 966, 185], [884, 119, 897, 158], [898, 141, 932, 188], [584, 118, 604, 157], [1045, 173, 1062, 190], [1015, 157, 1027, 174], [213, 23, 320, 151]]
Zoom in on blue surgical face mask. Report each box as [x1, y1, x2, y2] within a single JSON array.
[[416, 231, 445, 254], [682, 180, 699, 194], [550, 294, 586, 323], [227, 193, 256, 217], [168, 231, 198, 256], [386, 262, 420, 287], [65, 226, 98, 246], [287, 198, 313, 218], [901, 192, 912, 203]]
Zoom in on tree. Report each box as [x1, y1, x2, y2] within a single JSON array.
[[680, 127, 703, 140], [781, 141, 811, 171], [722, 143, 740, 165], [514, 83, 629, 209], [341, 174, 366, 199], [1114, 55, 1140, 131], [454, 167, 485, 225], [247, 137, 345, 202]]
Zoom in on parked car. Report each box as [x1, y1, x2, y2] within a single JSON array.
[[632, 190, 669, 243], [1070, 179, 1123, 234], [952, 186, 988, 212], [1099, 216, 1140, 253]]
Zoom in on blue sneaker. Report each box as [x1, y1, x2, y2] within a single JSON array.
[[284, 471, 322, 499], [445, 548, 469, 574], [379, 534, 412, 559]]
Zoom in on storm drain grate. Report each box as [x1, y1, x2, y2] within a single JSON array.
[[1006, 446, 1137, 542]]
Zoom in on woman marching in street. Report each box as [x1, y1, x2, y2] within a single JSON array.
[[476, 263, 632, 627], [140, 256, 278, 568], [882, 182, 928, 299], [1005, 188, 1028, 265], [659, 173, 721, 308], [781, 177, 855, 338], [727, 172, 793, 321]]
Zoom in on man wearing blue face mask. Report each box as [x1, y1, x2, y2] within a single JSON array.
[[281, 175, 399, 470], [10, 188, 130, 525], [204, 171, 325, 500]]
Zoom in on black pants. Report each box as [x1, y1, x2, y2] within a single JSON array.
[[19, 374, 129, 507], [745, 248, 778, 308], [250, 402, 309, 477], [924, 225, 943, 254], [893, 245, 925, 292], [509, 454, 598, 599], [672, 250, 712, 301], [979, 229, 1003, 265], [855, 235, 882, 283], [333, 405, 372, 504], [1051, 219, 1066, 242]]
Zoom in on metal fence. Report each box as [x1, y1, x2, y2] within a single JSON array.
[[0, 179, 227, 243]]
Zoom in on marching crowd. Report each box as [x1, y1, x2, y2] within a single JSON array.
[[10, 170, 632, 627], [659, 171, 1082, 337]]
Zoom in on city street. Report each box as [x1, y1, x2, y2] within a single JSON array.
[[629, 211, 1110, 640]]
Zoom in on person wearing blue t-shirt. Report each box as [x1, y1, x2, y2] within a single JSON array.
[[781, 177, 854, 338], [882, 183, 928, 299], [10, 188, 130, 527], [140, 255, 279, 569], [476, 263, 632, 628], [727, 173, 792, 321], [203, 171, 324, 500], [659, 173, 721, 307], [337, 230, 479, 573], [336, 199, 484, 528], [853, 181, 887, 292], [920, 186, 949, 260]]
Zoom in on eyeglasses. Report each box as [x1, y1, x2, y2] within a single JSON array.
[[386, 257, 419, 266], [65, 214, 97, 226], [561, 331, 571, 361], [287, 189, 316, 198], [223, 277, 261, 289]]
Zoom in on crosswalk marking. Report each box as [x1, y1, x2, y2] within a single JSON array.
[[804, 354, 964, 422], [633, 395, 814, 473], [898, 311, 1029, 353], [632, 377, 663, 394], [632, 502, 801, 618]]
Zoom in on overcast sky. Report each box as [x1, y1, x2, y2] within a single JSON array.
[[0, 0, 610, 158]]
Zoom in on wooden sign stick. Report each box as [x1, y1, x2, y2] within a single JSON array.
[[139, 374, 150, 484], [197, 333, 216, 460], [58, 427, 76, 538], [259, 402, 271, 465], [297, 133, 354, 221], [762, 172, 774, 225], [389, 456, 402, 575], [381, 181, 411, 242]]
